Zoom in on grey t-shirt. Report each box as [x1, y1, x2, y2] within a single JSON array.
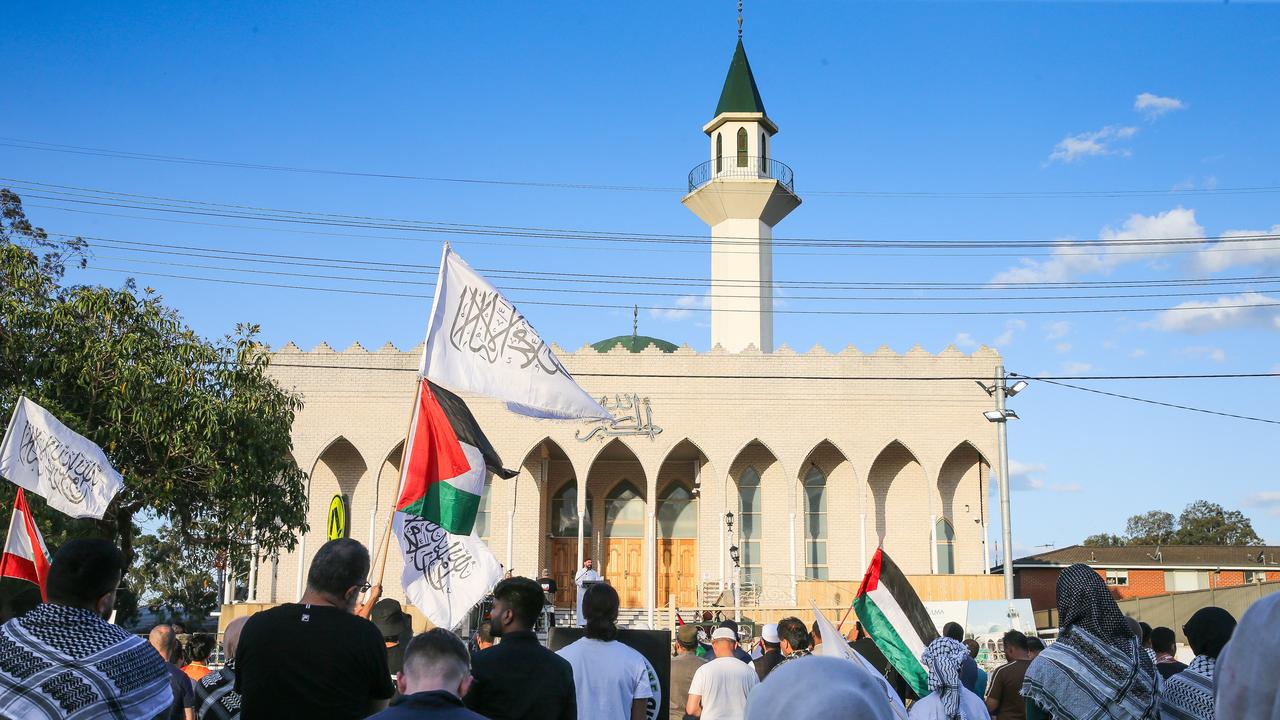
[[670, 652, 707, 718]]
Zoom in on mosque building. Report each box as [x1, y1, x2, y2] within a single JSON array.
[[249, 36, 1004, 623]]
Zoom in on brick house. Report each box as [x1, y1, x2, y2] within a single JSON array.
[[1005, 545, 1280, 611]]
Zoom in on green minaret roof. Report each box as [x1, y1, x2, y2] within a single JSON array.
[[714, 39, 766, 116], [591, 335, 679, 354]]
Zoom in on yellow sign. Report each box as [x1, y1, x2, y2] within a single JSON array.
[[327, 494, 348, 541]]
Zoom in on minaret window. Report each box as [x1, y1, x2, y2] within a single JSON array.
[[761, 133, 767, 165], [716, 133, 723, 173], [736, 127, 748, 167]]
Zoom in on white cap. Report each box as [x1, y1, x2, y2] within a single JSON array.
[[762, 623, 780, 644], [711, 627, 738, 642]]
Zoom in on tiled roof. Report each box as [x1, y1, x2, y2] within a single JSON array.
[[1012, 544, 1280, 569]]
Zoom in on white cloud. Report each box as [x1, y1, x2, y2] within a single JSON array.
[[992, 207, 1204, 284], [1181, 345, 1227, 363], [993, 319, 1026, 347], [1246, 491, 1280, 517], [1055, 342, 1072, 353], [1062, 361, 1094, 374], [954, 332, 978, 349], [649, 294, 709, 321], [1048, 125, 1138, 164], [1135, 92, 1188, 119], [1046, 321, 1072, 340], [1190, 224, 1280, 273], [1130, 348, 1147, 358], [1008, 460, 1081, 493], [1153, 292, 1280, 333]]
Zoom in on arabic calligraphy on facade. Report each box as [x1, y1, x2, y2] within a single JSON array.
[[576, 394, 663, 442]]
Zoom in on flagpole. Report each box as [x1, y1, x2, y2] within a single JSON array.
[[371, 376, 423, 590]]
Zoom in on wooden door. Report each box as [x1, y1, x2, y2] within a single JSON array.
[[605, 538, 645, 607], [658, 539, 699, 607], [550, 538, 578, 606]]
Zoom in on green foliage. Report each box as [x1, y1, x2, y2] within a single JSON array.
[[1082, 533, 1126, 548], [131, 524, 221, 627], [0, 190, 309, 586], [1083, 502, 1263, 547]]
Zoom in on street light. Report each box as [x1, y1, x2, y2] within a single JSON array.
[[979, 365, 1026, 601]]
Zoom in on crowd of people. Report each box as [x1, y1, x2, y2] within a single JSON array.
[[0, 537, 1276, 720]]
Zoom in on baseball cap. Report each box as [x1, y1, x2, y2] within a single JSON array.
[[677, 625, 699, 645], [711, 627, 738, 642], [762, 623, 780, 644]]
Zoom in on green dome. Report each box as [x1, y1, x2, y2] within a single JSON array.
[[591, 335, 679, 353]]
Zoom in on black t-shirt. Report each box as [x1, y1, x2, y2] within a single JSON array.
[[235, 603, 395, 720], [537, 577, 558, 596]]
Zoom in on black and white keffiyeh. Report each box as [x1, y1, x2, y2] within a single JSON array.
[[0, 604, 172, 720], [1021, 563, 1159, 720], [921, 637, 969, 720], [1162, 655, 1216, 720]]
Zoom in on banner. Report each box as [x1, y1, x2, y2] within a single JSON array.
[[0, 397, 124, 519], [395, 512, 502, 630], [811, 601, 908, 719], [420, 244, 612, 421]]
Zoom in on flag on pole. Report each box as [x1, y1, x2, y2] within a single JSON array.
[[810, 601, 908, 719], [0, 489, 51, 600], [393, 378, 515, 628], [396, 380, 517, 533], [853, 548, 939, 697], [0, 396, 124, 519], [421, 244, 613, 421]]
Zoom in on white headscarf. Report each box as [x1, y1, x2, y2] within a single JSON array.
[[745, 656, 896, 720], [1216, 592, 1280, 719]]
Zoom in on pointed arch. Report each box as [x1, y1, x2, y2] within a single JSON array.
[[727, 439, 781, 591], [604, 481, 645, 538], [799, 440, 848, 580], [736, 127, 749, 167], [716, 133, 723, 172], [935, 517, 957, 574], [936, 441, 990, 575], [868, 440, 929, 573]]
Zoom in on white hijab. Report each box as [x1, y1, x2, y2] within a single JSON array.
[[1216, 592, 1280, 719]]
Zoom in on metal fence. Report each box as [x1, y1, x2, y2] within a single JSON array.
[[687, 156, 795, 193]]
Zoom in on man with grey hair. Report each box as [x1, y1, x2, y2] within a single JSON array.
[[236, 538, 394, 719], [369, 629, 487, 719]]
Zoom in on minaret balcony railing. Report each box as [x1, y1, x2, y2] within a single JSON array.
[[687, 156, 795, 194]]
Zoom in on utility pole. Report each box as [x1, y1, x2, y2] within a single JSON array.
[[980, 365, 1027, 601]]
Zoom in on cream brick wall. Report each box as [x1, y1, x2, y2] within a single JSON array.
[[253, 341, 1004, 609]]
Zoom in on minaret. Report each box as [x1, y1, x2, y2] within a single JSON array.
[[682, 34, 800, 353]]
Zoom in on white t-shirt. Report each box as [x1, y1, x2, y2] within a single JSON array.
[[906, 687, 989, 719], [557, 638, 654, 719], [688, 656, 758, 720]]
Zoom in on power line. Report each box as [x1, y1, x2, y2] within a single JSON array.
[[77, 263, 1280, 317], [6, 137, 1280, 199], [9, 178, 1280, 250], [1024, 376, 1280, 425]]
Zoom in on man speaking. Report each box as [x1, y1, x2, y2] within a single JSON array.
[[572, 559, 600, 627]]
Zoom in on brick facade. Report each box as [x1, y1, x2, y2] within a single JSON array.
[[1016, 565, 1280, 611]]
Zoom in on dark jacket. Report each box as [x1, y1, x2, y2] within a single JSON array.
[[463, 630, 576, 720], [753, 650, 783, 681], [369, 690, 487, 720]]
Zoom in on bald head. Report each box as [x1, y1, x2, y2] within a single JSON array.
[[224, 616, 249, 659], [149, 624, 177, 662]]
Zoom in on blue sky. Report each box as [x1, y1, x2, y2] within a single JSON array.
[[4, 2, 1279, 554]]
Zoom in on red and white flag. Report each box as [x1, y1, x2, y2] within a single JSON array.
[[0, 489, 51, 600]]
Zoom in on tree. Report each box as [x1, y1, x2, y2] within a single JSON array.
[[131, 524, 221, 627], [1174, 500, 1263, 546], [1124, 510, 1177, 545], [1080, 502, 1263, 547], [1083, 533, 1126, 548], [1, 190, 309, 575]]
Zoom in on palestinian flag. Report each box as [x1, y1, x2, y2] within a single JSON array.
[[396, 379, 517, 534], [853, 548, 939, 697]]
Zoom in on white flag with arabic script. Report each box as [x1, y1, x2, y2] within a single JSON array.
[[811, 601, 909, 720], [0, 397, 125, 519], [395, 512, 502, 630], [421, 244, 612, 421]]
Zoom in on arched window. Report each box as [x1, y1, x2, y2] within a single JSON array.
[[475, 477, 493, 541], [658, 484, 697, 538], [936, 518, 956, 575], [715, 133, 723, 173], [551, 482, 591, 538], [605, 482, 645, 538], [738, 467, 761, 586], [736, 127, 749, 168], [803, 466, 828, 579], [760, 133, 767, 165]]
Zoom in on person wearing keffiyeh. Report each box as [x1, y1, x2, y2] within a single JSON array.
[[908, 637, 989, 719], [1021, 563, 1160, 720], [1215, 592, 1280, 719], [1161, 606, 1235, 720]]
